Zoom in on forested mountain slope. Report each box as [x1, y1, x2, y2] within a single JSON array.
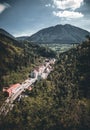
[[0, 38, 90, 130], [26, 24, 90, 44], [0, 32, 56, 89], [0, 28, 15, 40]]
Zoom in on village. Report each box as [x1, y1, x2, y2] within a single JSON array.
[[3, 58, 55, 97], [0, 58, 56, 116]]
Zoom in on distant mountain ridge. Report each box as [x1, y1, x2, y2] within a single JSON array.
[[0, 28, 15, 39], [26, 24, 90, 44], [16, 36, 29, 41], [1, 24, 90, 44]]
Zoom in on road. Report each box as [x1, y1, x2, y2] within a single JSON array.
[[0, 58, 56, 116]]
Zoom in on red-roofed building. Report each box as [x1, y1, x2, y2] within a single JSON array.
[[3, 83, 20, 97]]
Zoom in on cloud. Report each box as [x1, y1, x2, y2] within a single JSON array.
[[0, 3, 10, 14], [51, 0, 84, 19], [45, 3, 55, 8], [53, 10, 84, 19], [53, 0, 84, 10], [45, 4, 51, 7]]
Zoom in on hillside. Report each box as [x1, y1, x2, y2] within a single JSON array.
[[16, 36, 29, 41], [0, 31, 56, 90], [1, 38, 90, 130], [26, 24, 90, 44], [0, 28, 15, 40]]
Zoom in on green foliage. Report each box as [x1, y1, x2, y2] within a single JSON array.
[[0, 38, 90, 130], [0, 35, 56, 89]]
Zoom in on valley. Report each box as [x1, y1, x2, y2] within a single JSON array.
[[0, 58, 55, 116], [0, 25, 90, 130], [0, 0, 90, 129], [0, 38, 89, 130], [41, 43, 77, 53]]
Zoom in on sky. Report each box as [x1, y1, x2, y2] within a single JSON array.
[[0, 0, 90, 37]]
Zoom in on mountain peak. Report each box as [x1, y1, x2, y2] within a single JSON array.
[[26, 24, 90, 44]]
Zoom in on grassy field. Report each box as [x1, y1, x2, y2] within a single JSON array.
[[41, 43, 77, 53]]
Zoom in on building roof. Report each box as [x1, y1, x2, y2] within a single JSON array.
[[4, 83, 20, 96]]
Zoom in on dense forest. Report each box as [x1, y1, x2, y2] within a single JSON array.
[[0, 37, 90, 130], [0, 34, 56, 89]]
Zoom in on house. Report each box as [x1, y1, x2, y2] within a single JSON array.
[[30, 69, 38, 78], [3, 83, 20, 97]]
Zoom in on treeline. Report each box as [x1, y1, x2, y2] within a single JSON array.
[[0, 34, 56, 89], [0, 38, 90, 130]]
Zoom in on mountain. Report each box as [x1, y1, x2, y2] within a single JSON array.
[[26, 24, 90, 44], [1, 37, 90, 130], [16, 36, 29, 41], [0, 28, 15, 40]]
